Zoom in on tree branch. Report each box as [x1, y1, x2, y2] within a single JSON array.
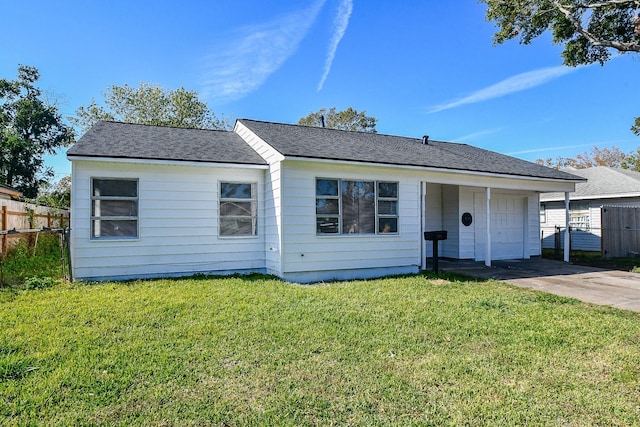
[[553, 0, 640, 52]]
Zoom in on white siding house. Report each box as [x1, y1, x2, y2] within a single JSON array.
[[540, 167, 640, 252], [68, 119, 582, 283]]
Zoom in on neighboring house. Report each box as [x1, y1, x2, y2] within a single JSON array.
[[540, 166, 640, 251], [0, 184, 22, 200], [67, 120, 582, 283]]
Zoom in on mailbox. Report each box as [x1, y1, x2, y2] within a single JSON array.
[[424, 230, 447, 241], [424, 230, 448, 273]]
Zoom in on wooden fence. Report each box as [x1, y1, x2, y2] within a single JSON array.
[[1, 200, 69, 257], [601, 205, 640, 258]]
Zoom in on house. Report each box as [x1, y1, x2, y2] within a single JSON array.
[[0, 184, 22, 200], [540, 166, 640, 252], [67, 120, 583, 283]]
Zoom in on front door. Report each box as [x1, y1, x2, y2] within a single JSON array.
[[474, 194, 526, 261]]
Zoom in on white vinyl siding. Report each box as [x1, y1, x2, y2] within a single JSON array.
[[71, 160, 265, 281], [234, 121, 284, 276], [281, 162, 420, 279]]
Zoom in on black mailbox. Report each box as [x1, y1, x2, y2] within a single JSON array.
[[424, 230, 448, 273], [424, 230, 447, 241]]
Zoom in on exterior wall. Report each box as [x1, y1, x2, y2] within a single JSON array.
[[441, 185, 460, 258], [424, 183, 443, 258], [70, 148, 573, 282], [278, 161, 422, 282], [540, 197, 640, 252], [71, 160, 266, 281], [234, 122, 285, 277], [275, 160, 547, 282]]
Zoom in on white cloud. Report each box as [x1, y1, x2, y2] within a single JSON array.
[[453, 127, 503, 142], [317, 0, 353, 91], [428, 65, 583, 113], [201, 1, 326, 103]]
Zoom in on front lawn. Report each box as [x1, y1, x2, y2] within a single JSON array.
[[2, 274, 639, 425]]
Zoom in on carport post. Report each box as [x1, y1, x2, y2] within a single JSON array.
[[564, 192, 570, 262], [485, 187, 491, 267]]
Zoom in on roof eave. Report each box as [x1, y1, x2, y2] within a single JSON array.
[[67, 155, 269, 169], [281, 155, 585, 184]]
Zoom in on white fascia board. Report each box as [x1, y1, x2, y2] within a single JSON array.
[[541, 192, 640, 202], [282, 156, 580, 192], [67, 155, 269, 170]]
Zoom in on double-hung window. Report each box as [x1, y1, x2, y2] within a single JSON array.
[[91, 178, 138, 239], [316, 178, 398, 235], [219, 182, 257, 236], [569, 202, 590, 231]]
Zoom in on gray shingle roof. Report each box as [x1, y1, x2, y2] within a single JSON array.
[[238, 119, 583, 181], [67, 121, 267, 165], [541, 166, 640, 201]]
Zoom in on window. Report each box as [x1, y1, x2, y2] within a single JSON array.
[[569, 202, 590, 231], [316, 178, 398, 235], [220, 182, 257, 236], [539, 203, 546, 223], [377, 181, 398, 233], [91, 178, 138, 239]]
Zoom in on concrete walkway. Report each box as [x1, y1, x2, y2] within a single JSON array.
[[439, 258, 640, 313]]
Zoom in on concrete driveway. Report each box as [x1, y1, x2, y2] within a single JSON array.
[[439, 258, 640, 313]]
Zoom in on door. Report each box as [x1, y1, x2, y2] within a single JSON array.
[[474, 194, 526, 261]]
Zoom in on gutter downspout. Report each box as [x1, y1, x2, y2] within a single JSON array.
[[485, 187, 491, 267], [564, 192, 570, 262]]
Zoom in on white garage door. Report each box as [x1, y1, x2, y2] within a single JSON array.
[[474, 194, 526, 261]]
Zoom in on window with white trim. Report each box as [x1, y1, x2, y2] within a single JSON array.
[[569, 202, 590, 231], [91, 178, 138, 239], [540, 203, 546, 223], [316, 178, 398, 235], [219, 182, 257, 236]]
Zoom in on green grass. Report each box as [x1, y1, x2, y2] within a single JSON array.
[[2, 274, 640, 425], [0, 233, 67, 288]]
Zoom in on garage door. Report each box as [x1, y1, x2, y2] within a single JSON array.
[[474, 194, 526, 261]]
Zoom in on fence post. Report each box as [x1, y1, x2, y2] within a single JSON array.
[[1, 205, 7, 257]]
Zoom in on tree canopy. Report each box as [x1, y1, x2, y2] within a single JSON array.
[[482, 0, 640, 134], [622, 146, 640, 170], [483, 0, 640, 65], [0, 65, 72, 198], [535, 145, 639, 170], [298, 107, 378, 133], [71, 83, 228, 134]]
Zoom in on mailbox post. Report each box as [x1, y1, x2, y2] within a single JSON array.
[[424, 230, 448, 273]]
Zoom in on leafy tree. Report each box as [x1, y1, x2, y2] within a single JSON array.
[[0, 65, 72, 198], [36, 175, 71, 209], [622, 147, 640, 171], [482, 0, 640, 133], [298, 107, 378, 132], [71, 83, 228, 134], [536, 145, 628, 168]]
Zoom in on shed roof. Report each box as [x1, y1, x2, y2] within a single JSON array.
[[238, 119, 582, 182], [67, 121, 268, 165], [541, 166, 640, 202]]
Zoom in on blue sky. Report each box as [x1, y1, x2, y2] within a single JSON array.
[[3, 0, 639, 179]]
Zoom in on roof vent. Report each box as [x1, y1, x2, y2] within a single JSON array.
[[320, 115, 326, 128], [422, 135, 429, 145]]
